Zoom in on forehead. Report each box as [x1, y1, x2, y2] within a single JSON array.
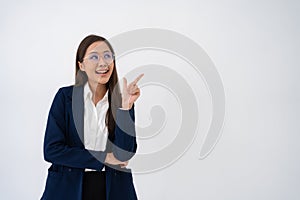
[[86, 41, 111, 54]]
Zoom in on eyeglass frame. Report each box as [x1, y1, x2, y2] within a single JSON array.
[[83, 50, 115, 65]]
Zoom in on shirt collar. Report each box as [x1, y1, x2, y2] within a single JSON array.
[[84, 82, 108, 102]]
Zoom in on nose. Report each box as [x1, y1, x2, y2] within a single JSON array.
[[97, 55, 107, 66]]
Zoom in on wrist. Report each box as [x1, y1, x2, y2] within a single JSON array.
[[121, 102, 132, 110]]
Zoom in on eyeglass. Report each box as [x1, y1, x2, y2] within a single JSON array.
[[83, 51, 114, 65]]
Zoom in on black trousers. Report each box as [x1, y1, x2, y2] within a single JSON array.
[[82, 171, 106, 200]]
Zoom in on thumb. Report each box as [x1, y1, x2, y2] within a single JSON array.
[[123, 77, 127, 92]]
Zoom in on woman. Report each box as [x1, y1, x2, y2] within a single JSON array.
[[41, 35, 143, 200]]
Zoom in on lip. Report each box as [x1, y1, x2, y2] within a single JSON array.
[[95, 68, 109, 75]]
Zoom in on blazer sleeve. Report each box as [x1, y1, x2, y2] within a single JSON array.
[[112, 105, 138, 161], [43, 88, 107, 170]]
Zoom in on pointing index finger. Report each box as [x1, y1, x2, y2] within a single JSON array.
[[133, 73, 144, 85]]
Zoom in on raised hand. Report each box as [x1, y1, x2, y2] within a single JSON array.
[[122, 74, 144, 110]]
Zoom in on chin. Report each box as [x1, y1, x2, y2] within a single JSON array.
[[97, 78, 110, 85]]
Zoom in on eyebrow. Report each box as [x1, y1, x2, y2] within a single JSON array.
[[87, 50, 111, 54]]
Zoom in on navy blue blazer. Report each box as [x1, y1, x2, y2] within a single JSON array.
[[41, 85, 138, 200]]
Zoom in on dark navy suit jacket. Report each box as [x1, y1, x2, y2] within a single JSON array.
[[41, 85, 138, 200]]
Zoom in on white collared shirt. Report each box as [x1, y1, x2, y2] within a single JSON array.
[[83, 82, 109, 152]]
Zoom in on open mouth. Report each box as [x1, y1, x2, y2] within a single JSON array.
[[95, 68, 109, 74]]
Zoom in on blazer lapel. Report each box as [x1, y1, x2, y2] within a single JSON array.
[[71, 85, 85, 144]]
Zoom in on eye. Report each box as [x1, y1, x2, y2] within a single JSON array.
[[89, 54, 99, 61], [103, 52, 113, 60]]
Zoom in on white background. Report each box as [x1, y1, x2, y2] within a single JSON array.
[[0, 0, 299, 199]]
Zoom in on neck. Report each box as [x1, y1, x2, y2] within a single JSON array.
[[87, 81, 107, 105]]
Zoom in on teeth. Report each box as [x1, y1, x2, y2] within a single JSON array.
[[96, 68, 109, 74]]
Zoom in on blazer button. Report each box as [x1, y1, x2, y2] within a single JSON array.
[[68, 169, 72, 172]]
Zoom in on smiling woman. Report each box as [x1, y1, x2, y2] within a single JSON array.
[[78, 41, 115, 85], [40, 35, 144, 200]]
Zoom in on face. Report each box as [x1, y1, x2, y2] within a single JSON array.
[[78, 41, 114, 86]]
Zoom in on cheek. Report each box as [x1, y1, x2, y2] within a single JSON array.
[[85, 68, 94, 76], [83, 67, 97, 80], [108, 64, 114, 76], [110, 65, 114, 73]]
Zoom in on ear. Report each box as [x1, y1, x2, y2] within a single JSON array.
[[78, 61, 85, 71]]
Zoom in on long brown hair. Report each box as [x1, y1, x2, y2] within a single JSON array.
[[75, 35, 121, 140]]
